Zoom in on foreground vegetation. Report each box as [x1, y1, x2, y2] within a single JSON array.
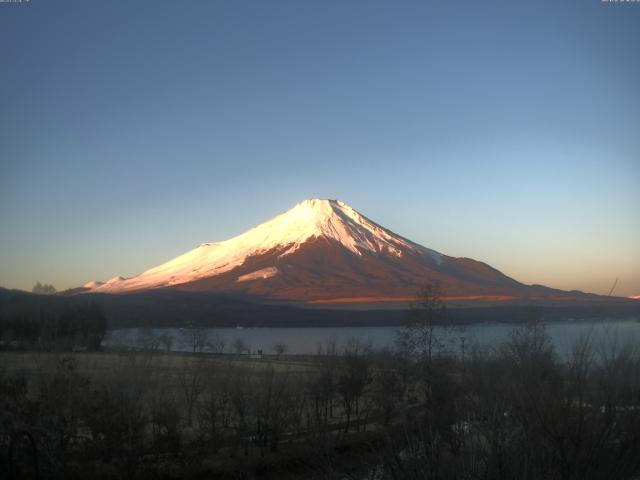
[[1, 318, 639, 479], [0, 298, 106, 351], [1, 286, 638, 479]]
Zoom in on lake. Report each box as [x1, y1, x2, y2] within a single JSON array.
[[103, 317, 640, 357]]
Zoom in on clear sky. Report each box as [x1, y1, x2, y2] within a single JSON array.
[[1, 0, 639, 296]]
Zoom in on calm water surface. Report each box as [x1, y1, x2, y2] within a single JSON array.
[[103, 317, 640, 357]]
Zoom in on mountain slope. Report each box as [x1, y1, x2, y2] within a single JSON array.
[[82, 199, 609, 303]]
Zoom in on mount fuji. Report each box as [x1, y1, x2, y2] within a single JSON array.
[[79, 199, 609, 304]]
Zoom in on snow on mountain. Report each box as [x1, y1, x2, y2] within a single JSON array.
[[237, 267, 279, 283], [83, 280, 104, 289], [77, 198, 634, 304], [88, 199, 441, 294]]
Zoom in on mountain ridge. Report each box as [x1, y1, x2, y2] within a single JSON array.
[[78, 199, 621, 304]]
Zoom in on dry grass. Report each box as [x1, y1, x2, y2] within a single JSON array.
[[0, 349, 315, 393]]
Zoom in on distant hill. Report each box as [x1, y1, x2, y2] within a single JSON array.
[[2, 287, 638, 329]]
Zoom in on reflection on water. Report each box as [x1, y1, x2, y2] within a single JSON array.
[[103, 317, 640, 357]]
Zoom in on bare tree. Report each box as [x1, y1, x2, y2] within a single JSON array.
[[273, 342, 288, 359], [500, 315, 554, 367], [198, 369, 233, 453], [338, 348, 371, 433], [316, 335, 338, 357], [207, 332, 225, 354], [398, 282, 448, 363], [229, 373, 252, 457], [159, 333, 173, 354], [233, 338, 248, 355], [137, 327, 160, 353], [372, 367, 402, 425], [309, 349, 338, 431], [253, 366, 290, 455], [149, 395, 181, 457], [183, 328, 209, 353], [179, 359, 206, 427]]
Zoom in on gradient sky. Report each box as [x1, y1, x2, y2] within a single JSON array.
[[1, 0, 639, 296]]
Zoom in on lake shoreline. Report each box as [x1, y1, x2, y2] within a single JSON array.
[[104, 317, 640, 357]]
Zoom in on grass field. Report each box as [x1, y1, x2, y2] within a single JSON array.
[[0, 349, 315, 392]]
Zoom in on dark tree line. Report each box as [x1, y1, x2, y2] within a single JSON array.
[[0, 301, 107, 351], [31, 283, 57, 295]]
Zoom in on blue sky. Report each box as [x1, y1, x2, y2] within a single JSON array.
[[1, 0, 639, 296]]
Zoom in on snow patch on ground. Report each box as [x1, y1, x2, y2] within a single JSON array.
[[237, 267, 279, 282]]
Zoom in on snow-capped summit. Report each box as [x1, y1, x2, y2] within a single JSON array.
[[225, 198, 439, 258], [82, 198, 594, 303]]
